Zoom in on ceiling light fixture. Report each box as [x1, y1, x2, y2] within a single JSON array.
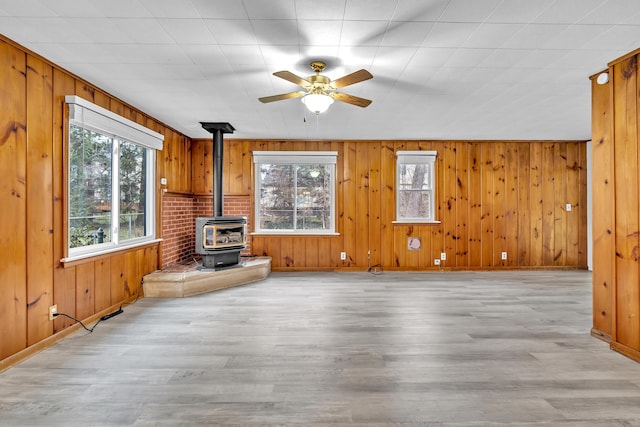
[[301, 93, 334, 114]]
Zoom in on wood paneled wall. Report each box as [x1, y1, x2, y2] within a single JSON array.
[[592, 48, 640, 363], [192, 138, 588, 272], [0, 36, 186, 365]]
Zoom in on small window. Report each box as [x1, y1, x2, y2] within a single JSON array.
[[253, 151, 337, 234], [65, 96, 163, 260], [396, 150, 438, 223]]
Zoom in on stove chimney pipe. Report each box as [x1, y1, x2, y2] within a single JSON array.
[[200, 122, 235, 218]]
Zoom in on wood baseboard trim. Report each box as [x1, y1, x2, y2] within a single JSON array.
[[0, 302, 127, 373], [591, 328, 612, 343], [610, 341, 640, 363]]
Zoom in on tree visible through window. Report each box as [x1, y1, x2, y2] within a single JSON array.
[[66, 95, 162, 258], [396, 151, 437, 222], [254, 152, 337, 233]]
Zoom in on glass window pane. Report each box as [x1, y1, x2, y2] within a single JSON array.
[[399, 164, 430, 189], [119, 141, 147, 240], [69, 125, 113, 248], [259, 164, 294, 229], [295, 164, 331, 230], [398, 190, 432, 219]]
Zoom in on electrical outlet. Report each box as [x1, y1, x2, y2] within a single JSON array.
[[434, 259, 441, 266], [501, 252, 507, 260], [566, 203, 572, 212], [340, 251, 346, 260], [440, 252, 446, 261], [49, 304, 57, 321]]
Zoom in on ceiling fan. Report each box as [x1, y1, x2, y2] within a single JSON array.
[[258, 61, 373, 114]]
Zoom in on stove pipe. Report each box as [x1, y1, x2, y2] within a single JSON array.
[[200, 122, 235, 217]]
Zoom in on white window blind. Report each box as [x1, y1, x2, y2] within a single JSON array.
[[65, 95, 164, 150]]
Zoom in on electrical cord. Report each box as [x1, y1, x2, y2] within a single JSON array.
[[53, 306, 123, 333]]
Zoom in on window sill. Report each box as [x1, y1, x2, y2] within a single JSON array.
[[61, 238, 162, 266], [251, 231, 340, 236], [392, 220, 441, 225]]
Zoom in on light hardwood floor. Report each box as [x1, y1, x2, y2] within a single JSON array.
[[1, 270, 640, 426]]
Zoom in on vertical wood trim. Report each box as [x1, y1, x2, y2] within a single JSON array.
[[613, 56, 640, 349], [0, 42, 27, 358], [26, 55, 54, 346]]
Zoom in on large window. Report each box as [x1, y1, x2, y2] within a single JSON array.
[[253, 151, 337, 234], [396, 150, 438, 223], [65, 96, 163, 259]]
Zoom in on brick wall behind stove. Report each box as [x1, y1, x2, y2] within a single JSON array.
[[162, 195, 252, 267], [161, 195, 196, 266]]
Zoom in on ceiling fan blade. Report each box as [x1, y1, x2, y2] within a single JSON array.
[[331, 92, 372, 108], [331, 69, 373, 89], [258, 91, 306, 103], [273, 71, 311, 88]]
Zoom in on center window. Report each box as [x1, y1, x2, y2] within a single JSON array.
[[253, 151, 337, 234]]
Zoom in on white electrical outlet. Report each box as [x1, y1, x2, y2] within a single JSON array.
[[434, 259, 441, 266], [566, 203, 572, 211], [340, 251, 346, 260], [49, 304, 57, 321], [440, 252, 446, 261], [501, 252, 507, 260]]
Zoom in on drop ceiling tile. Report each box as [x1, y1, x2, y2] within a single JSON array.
[[344, 0, 398, 21], [381, 22, 434, 47], [256, 45, 300, 68], [486, 0, 554, 23], [439, 0, 503, 23], [478, 48, 533, 68], [43, 0, 106, 17], [19, 17, 90, 43], [109, 18, 176, 44], [295, 0, 346, 20], [243, 0, 296, 19], [391, 0, 449, 22], [337, 46, 379, 67], [540, 24, 611, 50], [587, 25, 640, 51], [190, 0, 248, 18], [252, 19, 300, 45], [445, 48, 494, 67], [579, 0, 640, 24], [88, 0, 151, 18], [340, 20, 389, 46], [220, 44, 265, 64], [157, 18, 217, 44], [422, 22, 480, 47], [298, 20, 343, 45], [408, 47, 456, 68], [204, 19, 257, 44], [532, 0, 606, 24], [0, 0, 56, 17], [137, 0, 201, 18], [463, 23, 525, 48], [500, 23, 568, 49], [67, 17, 132, 44]]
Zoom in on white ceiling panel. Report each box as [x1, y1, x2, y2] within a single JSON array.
[[295, 0, 347, 20], [439, 0, 503, 23], [533, 0, 606, 24], [343, 0, 399, 21], [486, 0, 555, 24], [158, 19, 217, 45], [243, 0, 296, 19], [190, 0, 248, 19], [422, 23, 481, 48], [252, 19, 300, 45], [297, 20, 343, 45], [0, 0, 633, 140]]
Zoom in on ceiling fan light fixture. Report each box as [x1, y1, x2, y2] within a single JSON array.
[[302, 93, 334, 114]]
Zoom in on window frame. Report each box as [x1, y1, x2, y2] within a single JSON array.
[[394, 150, 440, 224], [63, 96, 163, 262], [252, 151, 338, 235]]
